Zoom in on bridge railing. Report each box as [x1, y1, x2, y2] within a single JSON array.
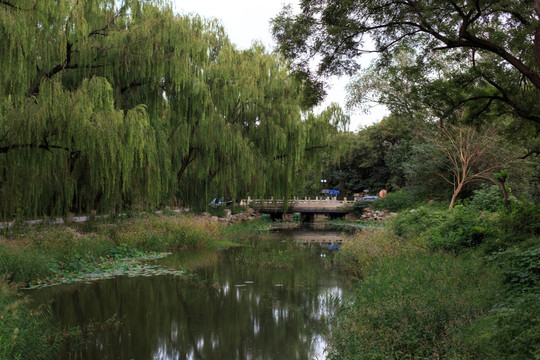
[[246, 197, 355, 211]]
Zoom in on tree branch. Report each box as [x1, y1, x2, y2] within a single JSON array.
[[88, 5, 127, 37], [0, 142, 75, 154]]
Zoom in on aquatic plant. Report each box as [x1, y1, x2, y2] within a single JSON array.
[[0, 214, 222, 285]]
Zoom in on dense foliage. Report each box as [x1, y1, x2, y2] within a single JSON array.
[[331, 193, 540, 359], [0, 0, 339, 220], [272, 0, 540, 127]]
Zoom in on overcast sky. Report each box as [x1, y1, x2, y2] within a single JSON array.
[[172, 0, 387, 131]]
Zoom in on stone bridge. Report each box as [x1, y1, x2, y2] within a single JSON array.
[[246, 198, 355, 222]]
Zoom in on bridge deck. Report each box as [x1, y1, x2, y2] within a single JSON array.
[[249, 199, 354, 214]]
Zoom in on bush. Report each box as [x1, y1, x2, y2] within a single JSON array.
[[500, 201, 540, 240], [426, 206, 492, 252], [469, 185, 505, 213], [372, 190, 426, 212], [472, 293, 540, 360], [476, 240, 540, 358], [489, 240, 540, 294], [391, 206, 447, 240], [482, 201, 540, 252], [392, 205, 493, 252]]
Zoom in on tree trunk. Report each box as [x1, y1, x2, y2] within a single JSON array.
[[449, 182, 464, 209], [494, 179, 510, 207]]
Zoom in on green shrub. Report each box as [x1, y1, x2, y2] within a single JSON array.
[[483, 201, 540, 252], [426, 206, 492, 252], [500, 202, 540, 239], [471, 293, 540, 360], [469, 185, 505, 213], [487, 239, 540, 294], [392, 205, 493, 252], [391, 206, 447, 240], [372, 190, 426, 212]]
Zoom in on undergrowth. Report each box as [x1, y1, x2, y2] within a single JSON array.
[[0, 214, 221, 284], [329, 196, 540, 359], [0, 276, 61, 360]]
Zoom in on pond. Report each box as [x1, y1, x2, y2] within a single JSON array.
[[30, 224, 349, 360]]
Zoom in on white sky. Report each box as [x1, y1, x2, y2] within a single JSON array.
[[172, 0, 388, 131]]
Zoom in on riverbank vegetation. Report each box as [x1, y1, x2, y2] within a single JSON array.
[[0, 214, 222, 284], [0, 213, 227, 359], [272, 4, 540, 355], [329, 192, 540, 359]]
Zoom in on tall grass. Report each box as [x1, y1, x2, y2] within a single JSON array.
[[0, 214, 222, 284], [334, 228, 404, 279], [0, 276, 61, 359], [329, 229, 503, 359], [111, 214, 220, 251], [330, 199, 540, 360]]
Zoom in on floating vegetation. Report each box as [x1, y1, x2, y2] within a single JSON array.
[[24, 253, 185, 289]]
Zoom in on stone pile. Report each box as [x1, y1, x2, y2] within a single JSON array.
[[346, 208, 397, 222], [201, 207, 262, 224], [362, 208, 398, 221]]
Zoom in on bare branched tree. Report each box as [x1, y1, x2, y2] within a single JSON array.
[[430, 125, 516, 209]]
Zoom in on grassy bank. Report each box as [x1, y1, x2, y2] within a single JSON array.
[[0, 213, 224, 359], [329, 195, 540, 359], [0, 214, 221, 284]]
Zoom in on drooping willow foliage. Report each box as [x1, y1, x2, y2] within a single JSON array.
[[0, 0, 338, 219]]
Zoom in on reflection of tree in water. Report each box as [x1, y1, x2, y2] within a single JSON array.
[[35, 232, 344, 360]]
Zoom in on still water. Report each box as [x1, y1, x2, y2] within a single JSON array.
[[31, 225, 347, 360]]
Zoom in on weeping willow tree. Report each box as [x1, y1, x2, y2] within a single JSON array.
[[0, 0, 169, 218], [177, 43, 306, 205], [0, 0, 335, 219]]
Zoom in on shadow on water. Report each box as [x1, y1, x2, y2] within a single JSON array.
[[29, 223, 348, 360]]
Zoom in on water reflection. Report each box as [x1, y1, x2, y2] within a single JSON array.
[[31, 225, 346, 359]]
